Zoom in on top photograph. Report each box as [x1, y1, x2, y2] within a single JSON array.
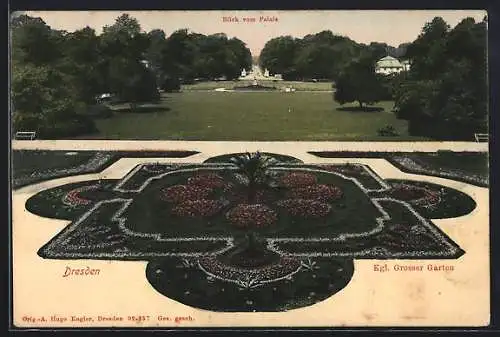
[[10, 10, 488, 142]]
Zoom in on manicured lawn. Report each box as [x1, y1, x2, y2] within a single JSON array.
[[78, 91, 424, 141]]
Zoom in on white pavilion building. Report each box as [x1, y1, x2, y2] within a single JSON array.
[[375, 56, 409, 75]]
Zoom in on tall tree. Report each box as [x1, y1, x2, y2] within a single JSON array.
[[259, 36, 299, 79], [394, 17, 487, 139], [334, 57, 386, 108], [11, 15, 63, 66]]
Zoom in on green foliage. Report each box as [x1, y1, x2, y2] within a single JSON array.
[[394, 16, 488, 140], [334, 58, 386, 108], [108, 58, 160, 104], [230, 151, 276, 187], [11, 63, 97, 138], [377, 125, 399, 137], [259, 31, 407, 81], [160, 75, 181, 92]]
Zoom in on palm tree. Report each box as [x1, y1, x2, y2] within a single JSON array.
[[229, 151, 275, 203]]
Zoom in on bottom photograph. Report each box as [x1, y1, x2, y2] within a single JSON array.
[[11, 143, 489, 327]]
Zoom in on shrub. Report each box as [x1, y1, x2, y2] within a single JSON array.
[[377, 125, 399, 137], [161, 75, 181, 92]]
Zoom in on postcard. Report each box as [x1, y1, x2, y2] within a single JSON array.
[[10, 9, 489, 328]]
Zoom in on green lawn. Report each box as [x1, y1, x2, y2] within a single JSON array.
[[78, 91, 425, 141]]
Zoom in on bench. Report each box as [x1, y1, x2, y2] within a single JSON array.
[[474, 133, 489, 142], [15, 131, 36, 140]]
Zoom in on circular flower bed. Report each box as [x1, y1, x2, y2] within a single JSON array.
[[160, 184, 213, 203], [280, 172, 317, 188], [276, 199, 332, 218], [187, 173, 226, 188], [171, 199, 224, 217], [287, 184, 343, 202], [226, 204, 277, 228]]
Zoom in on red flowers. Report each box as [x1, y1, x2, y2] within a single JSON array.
[[287, 184, 343, 202], [187, 173, 225, 188], [226, 204, 277, 228], [276, 199, 332, 218], [389, 183, 442, 209], [62, 185, 99, 207], [280, 172, 317, 188], [171, 200, 224, 217], [160, 185, 213, 203]]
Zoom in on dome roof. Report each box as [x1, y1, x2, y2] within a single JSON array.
[[376, 56, 403, 68]]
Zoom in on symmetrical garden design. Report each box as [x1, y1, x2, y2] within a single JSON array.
[[26, 152, 475, 312]]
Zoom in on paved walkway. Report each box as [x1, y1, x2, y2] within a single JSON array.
[[12, 140, 489, 153], [11, 141, 489, 327]]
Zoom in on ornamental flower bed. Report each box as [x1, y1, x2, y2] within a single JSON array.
[[280, 172, 317, 188], [287, 184, 343, 202], [62, 185, 100, 207], [171, 199, 224, 217], [226, 204, 278, 228], [389, 183, 442, 209], [198, 255, 302, 285], [276, 199, 332, 218], [187, 173, 226, 188], [160, 184, 213, 203]]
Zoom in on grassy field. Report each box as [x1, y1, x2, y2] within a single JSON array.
[[77, 91, 425, 141], [181, 80, 333, 91]]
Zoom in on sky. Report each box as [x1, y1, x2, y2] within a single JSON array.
[[21, 10, 486, 55]]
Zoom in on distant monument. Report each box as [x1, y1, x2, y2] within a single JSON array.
[[264, 68, 270, 77], [241, 68, 247, 77]]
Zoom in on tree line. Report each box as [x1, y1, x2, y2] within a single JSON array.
[[331, 16, 488, 140], [393, 16, 488, 140], [11, 13, 252, 138], [258, 30, 409, 81]]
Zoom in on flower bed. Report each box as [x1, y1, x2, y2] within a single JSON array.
[[389, 183, 441, 209], [199, 255, 302, 285], [187, 173, 226, 188], [62, 184, 100, 207], [226, 204, 278, 228], [280, 172, 317, 188], [276, 199, 332, 218], [287, 184, 343, 202], [160, 184, 213, 203], [171, 199, 224, 217]]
